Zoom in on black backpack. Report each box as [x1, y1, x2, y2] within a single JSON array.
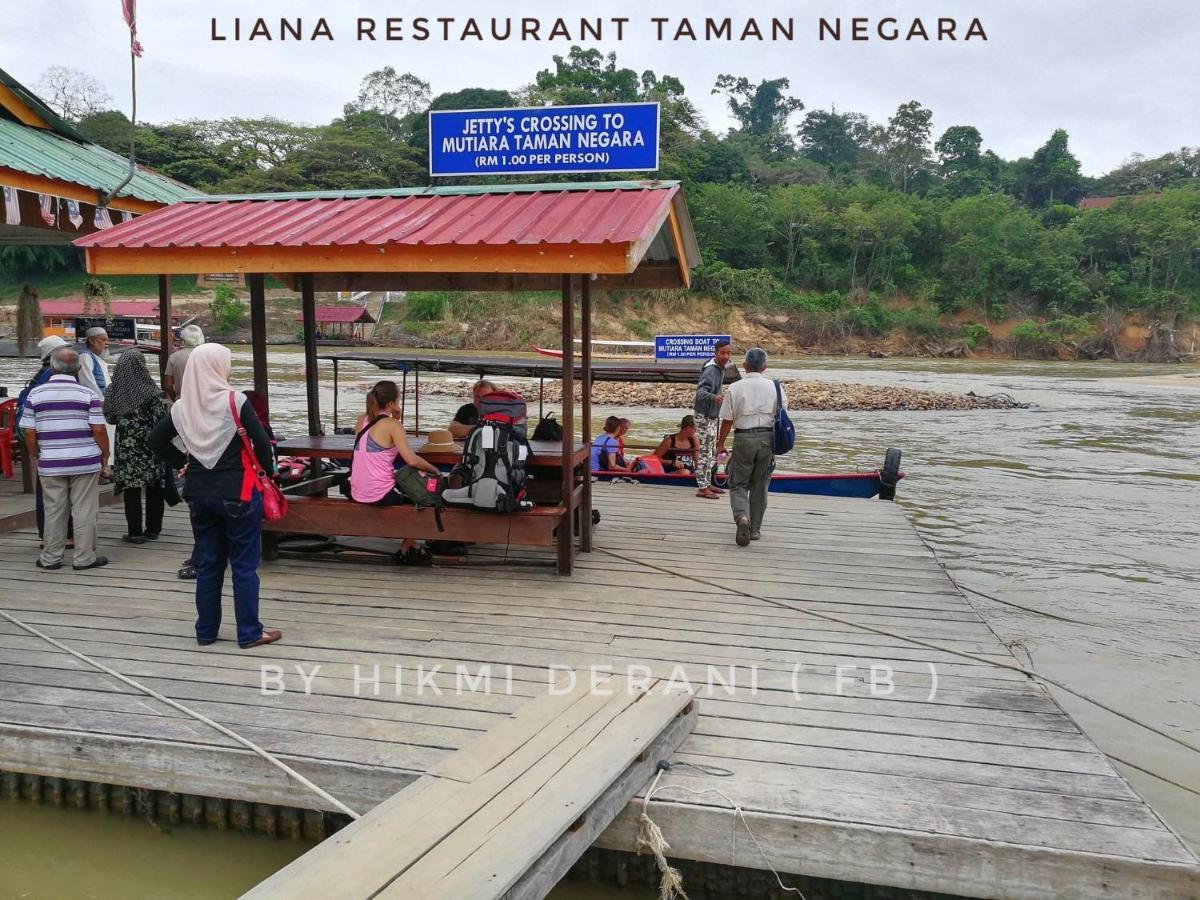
[[531, 414, 563, 442]]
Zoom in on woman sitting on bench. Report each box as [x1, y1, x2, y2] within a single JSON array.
[[350, 381, 442, 564]]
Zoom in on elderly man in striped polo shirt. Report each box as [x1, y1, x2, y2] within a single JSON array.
[[19, 347, 112, 571]]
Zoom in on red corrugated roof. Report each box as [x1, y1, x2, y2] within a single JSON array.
[[75, 185, 679, 251], [296, 306, 375, 324]]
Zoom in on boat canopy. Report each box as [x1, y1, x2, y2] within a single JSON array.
[[320, 351, 731, 385]]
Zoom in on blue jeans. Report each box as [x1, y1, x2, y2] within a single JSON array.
[[188, 492, 264, 645]]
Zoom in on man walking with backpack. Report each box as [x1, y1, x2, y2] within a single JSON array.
[[717, 348, 788, 547], [693, 338, 732, 500]]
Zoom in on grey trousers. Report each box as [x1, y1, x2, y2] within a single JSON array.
[[728, 430, 774, 532], [40, 471, 100, 567]]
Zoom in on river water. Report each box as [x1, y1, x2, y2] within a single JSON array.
[[1, 349, 1197, 897]]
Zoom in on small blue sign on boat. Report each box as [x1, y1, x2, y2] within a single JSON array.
[[654, 334, 732, 361], [429, 103, 659, 177]]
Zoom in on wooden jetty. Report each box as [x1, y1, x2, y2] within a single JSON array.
[[246, 673, 696, 899], [0, 485, 1197, 898]]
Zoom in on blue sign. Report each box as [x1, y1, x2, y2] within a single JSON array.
[[429, 103, 659, 177], [655, 334, 732, 361]]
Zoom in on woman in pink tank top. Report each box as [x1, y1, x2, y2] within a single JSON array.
[[349, 381, 441, 561]]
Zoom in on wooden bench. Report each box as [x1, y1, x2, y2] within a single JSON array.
[[243, 674, 697, 900], [261, 494, 572, 574]]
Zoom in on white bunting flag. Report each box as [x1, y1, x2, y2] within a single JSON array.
[[2, 186, 20, 225], [39, 193, 57, 227]]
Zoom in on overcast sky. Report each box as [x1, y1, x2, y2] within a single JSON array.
[[4, 0, 1196, 175]]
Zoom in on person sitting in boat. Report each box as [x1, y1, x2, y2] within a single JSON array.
[[448, 379, 496, 440], [591, 416, 633, 473], [349, 380, 442, 565], [652, 415, 700, 472], [616, 418, 632, 468]]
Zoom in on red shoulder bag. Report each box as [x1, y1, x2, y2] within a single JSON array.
[[228, 392, 287, 522]]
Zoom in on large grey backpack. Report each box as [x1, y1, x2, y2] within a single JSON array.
[[442, 420, 529, 513]]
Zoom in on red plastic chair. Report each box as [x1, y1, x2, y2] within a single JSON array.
[[0, 398, 17, 479]]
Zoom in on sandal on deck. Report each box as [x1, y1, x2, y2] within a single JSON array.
[[395, 547, 433, 567]]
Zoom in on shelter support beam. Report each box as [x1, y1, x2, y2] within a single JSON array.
[[300, 275, 321, 436], [559, 275, 574, 576], [156, 276, 171, 384], [248, 274, 269, 402], [580, 276, 593, 553]]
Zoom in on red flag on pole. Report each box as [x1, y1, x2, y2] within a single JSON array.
[[122, 0, 144, 57]]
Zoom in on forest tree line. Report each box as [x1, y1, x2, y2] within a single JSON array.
[[7, 50, 1200, 327]]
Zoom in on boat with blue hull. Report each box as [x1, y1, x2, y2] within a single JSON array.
[[594, 466, 901, 499]]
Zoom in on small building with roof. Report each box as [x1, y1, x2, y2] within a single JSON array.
[[295, 305, 377, 343], [0, 65, 194, 246]]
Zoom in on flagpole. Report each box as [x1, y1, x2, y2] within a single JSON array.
[[99, 4, 140, 208]]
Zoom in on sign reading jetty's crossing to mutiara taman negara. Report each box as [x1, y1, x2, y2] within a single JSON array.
[[655, 334, 732, 361], [429, 103, 659, 177]]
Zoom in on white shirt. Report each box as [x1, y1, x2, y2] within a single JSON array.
[[77, 350, 110, 398], [720, 372, 786, 430]]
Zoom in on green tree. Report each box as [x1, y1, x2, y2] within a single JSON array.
[[532, 47, 641, 103], [712, 75, 804, 157], [689, 183, 773, 269], [76, 110, 135, 153], [346, 67, 431, 136], [1023, 129, 1084, 207], [877, 101, 934, 193], [798, 109, 867, 172]]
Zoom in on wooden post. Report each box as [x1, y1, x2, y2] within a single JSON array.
[[247, 274, 269, 402], [300, 274, 321, 436], [579, 275, 593, 553], [558, 275, 575, 576], [156, 275, 171, 384]]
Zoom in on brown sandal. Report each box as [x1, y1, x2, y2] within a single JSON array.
[[695, 488, 721, 500]]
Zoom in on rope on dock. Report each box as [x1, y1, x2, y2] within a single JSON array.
[[594, 548, 1200, 759], [638, 762, 805, 900], [0, 608, 362, 820]]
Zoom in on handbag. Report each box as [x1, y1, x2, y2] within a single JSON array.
[[392, 465, 445, 532], [228, 392, 288, 521], [772, 380, 795, 455]]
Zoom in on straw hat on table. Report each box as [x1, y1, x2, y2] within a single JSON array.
[[422, 428, 460, 454]]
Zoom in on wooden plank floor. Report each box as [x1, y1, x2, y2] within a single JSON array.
[[0, 484, 1196, 899]]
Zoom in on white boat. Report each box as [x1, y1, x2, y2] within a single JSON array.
[[533, 339, 654, 360]]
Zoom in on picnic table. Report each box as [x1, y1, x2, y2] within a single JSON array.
[[268, 435, 592, 573]]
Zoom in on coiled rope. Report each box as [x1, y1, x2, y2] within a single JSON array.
[[0, 609, 361, 819]]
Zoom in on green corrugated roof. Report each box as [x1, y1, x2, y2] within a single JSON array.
[[187, 180, 681, 203], [0, 66, 85, 142], [0, 117, 195, 205]]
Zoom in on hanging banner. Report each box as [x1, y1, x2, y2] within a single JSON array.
[[73, 317, 137, 341], [429, 102, 659, 177]]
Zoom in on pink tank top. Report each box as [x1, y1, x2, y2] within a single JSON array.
[[350, 431, 398, 503]]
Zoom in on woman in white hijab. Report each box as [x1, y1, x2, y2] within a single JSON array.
[[149, 343, 281, 649]]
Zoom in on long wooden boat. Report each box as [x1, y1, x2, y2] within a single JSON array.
[[594, 467, 902, 499], [533, 339, 654, 360]]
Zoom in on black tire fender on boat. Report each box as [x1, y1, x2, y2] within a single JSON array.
[[878, 448, 902, 501]]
